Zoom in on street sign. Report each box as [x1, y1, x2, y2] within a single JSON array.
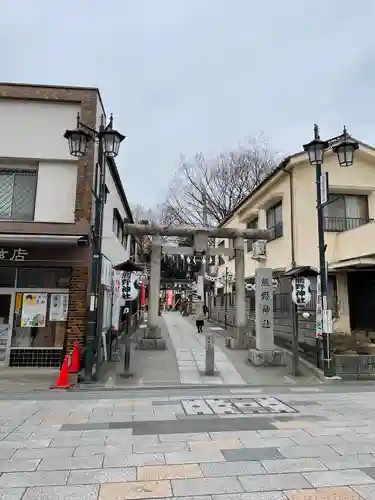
[[322, 309, 333, 334], [316, 275, 322, 338], [320, 172, 329, 205], [291, 277, 312, 306]]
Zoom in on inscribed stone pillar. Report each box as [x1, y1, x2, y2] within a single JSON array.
[[248, 267, 283, 365]]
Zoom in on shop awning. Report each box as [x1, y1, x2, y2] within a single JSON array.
[[329, 257, 375, 270], [0, 233, 88, 245]]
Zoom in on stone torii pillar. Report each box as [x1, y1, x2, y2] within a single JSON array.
[[138, 234, 165, 350], [234, 235, 246, 346]]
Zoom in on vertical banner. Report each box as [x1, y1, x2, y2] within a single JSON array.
[[197, 275, 204, 299], [166, 290, 174, 307], [140, 280, 145, 307], [316, 275, 323, 338], [111, 270, 122, 330]]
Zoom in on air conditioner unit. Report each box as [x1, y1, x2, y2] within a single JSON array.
[[252, 240, 267, 260]]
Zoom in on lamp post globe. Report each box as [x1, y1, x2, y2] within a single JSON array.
[[303, 124, 329, 166], [101, 128, 126, 158], [332, 126, 359, 167], [63, 127, 91, 158]]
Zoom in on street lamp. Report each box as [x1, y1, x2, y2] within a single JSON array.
[[64, 113, 125, 158], [64, 113, 125, 383], [303, 124, 359, 376], [332, 126, 359, 167]]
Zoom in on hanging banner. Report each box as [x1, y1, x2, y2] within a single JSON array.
[[21, 293, 47, 327], [166, 290, 174, 307], [49, 294, 69, 322], [140, 280, 145, 307], [111, 270, 122, 330]]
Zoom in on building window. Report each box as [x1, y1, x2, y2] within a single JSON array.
[[122, 233, 128, 249], [246, 217, 258, 252], [266, 202, 283, 240], [11, 292, 68, 350], [0, 267, 17, 287], [17, 268, 71, 289], [0, 168, 37, 221], [129, 236, 136, 260], [324, 194, 370, 232], [113, 208, 126, 247], [104, 185, 109, 204]]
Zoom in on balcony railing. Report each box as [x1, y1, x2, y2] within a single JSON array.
[[324, 216, 373, 232]]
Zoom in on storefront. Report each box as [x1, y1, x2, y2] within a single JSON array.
[[0, 238, 89, 367]]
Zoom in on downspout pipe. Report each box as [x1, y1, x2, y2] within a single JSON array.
[[282, 158, 296, 268], [283, 158, 300, 376]]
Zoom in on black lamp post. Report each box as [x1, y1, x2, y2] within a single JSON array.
[[303, 125, 358, 376], [64, 113, 125, 383]]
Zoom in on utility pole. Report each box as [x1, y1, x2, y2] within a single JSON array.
[[224, 267, 228, 330], [201, 192, 208, 306], [64, 113, 125, 383]]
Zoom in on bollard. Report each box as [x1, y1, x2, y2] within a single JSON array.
[[205, 332, 215, 376]]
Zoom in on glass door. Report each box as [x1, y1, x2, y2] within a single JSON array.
[[0, 292, 14, 362]]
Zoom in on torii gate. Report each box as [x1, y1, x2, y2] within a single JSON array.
[[124, 223, 271, 350]]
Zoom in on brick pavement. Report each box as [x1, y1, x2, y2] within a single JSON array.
[[0, 386, 374, 498]]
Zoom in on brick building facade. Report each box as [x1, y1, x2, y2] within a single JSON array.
[[0, 83, 104, 366]]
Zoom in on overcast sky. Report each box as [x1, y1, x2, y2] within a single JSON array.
[[1, 0, 375, 207]]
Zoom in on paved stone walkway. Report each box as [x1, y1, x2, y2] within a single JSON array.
[[0, 385, 374, 498], [163, 312, 246, 385]]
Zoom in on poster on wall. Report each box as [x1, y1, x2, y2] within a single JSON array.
[[49, 294, 69, 322], [21, 293, 47, 327]]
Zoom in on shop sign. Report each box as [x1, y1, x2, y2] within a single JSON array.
[[0, 248, 28, 261]]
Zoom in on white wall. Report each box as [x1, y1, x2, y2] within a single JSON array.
[[0, 99, 80, 161], [101, 161, 130, 266], [34, 161, 78, 223]]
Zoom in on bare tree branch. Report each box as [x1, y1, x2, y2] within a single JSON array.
[[130, 203, 167, 262], [163, 134, 279, 227]]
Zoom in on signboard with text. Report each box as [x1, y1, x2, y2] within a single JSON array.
[[0, 248, 28, 261]]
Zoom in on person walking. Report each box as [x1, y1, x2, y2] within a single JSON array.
[[195, 297, 207, 333]]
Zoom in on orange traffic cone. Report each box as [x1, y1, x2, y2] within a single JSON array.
[[69, 342, 80, 374], [52, 355, 70, 389]]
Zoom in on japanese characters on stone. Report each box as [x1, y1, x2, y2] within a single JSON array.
[[255, 268, 274, 338], [121, 272, 132, 300]]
